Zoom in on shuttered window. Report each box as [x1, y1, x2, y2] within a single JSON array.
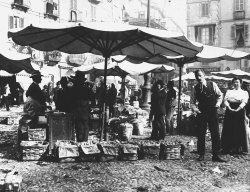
[[9, 16, 24, 29], [235, 0, 244, 11], [201, 2, 209, 17], [194, 25, 215, 45], [231, 24, 249, 47]]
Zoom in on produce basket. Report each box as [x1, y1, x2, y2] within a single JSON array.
[[54, 140, 79, 160], [28, 128, 46, 141], [97, 141, 120, 162], [159, 144, 181, 160], [20, 141, 49, 161], [141, 141, 160, 159], [0, 125, 18, 146], [119, 143, 138, 161], [119, 123, 133, 141], [78, 141, 100, 162]]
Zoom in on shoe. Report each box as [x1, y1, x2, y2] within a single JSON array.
[[197, 155, 204, 161], [212, 156, 227, 163]]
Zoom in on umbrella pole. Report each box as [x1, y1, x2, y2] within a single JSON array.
[[100, 57, 108, 142], [177, 64, 183, 135]]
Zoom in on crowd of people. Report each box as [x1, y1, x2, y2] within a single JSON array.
[[2, 68, 249, 162]]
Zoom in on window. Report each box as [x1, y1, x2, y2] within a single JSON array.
[[195, 25, 215, 45], [201, 2, 209, 17], [14, 0, 23, 5], [70, 10, 77, 22], [71, 0, 77, 10], [9, 16, 24, 29], [91, 5, 96, 22], [235, 0, 244, 11], [231, 24, 249, 47]]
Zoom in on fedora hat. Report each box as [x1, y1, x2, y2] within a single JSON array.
[[30, 70, 43, 78], [71, 71, 87, 82]]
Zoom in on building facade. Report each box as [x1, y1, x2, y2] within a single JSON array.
[[186, 0, 250, 73]]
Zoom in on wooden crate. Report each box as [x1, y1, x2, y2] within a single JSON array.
[[78, 141, 100, 162], [0, 125, 18, 146], [141, 143, 160, 159], [119, 144, 138, 161], [20, 141, 49, 161], [160, 144, 181, 160], [54, 140, 79, 159], [97, 141, 120, 162], [47, 113, 75, 152], [28, 128, 46, 141]]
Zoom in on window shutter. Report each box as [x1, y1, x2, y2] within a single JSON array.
[[70, 0, 73, 9], [244, 24, 249, 40], [209, 27, 213, 45], [195, 26, 198, 41], [9, 16, 14, 29], [75, 0, 77, 10], [19, 18, 24, 28], [231, 25, 236, 39]]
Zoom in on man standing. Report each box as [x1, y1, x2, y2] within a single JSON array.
[[191, 69, 226, 162], [71, 71, 95, 142], [150, 80, 167, 140]]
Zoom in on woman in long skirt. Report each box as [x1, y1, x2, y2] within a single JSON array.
[[221, 77, 249, 155]]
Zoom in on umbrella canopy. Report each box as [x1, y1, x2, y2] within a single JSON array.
[[172, 72, 195, 81], [0, 49, 36, 74], [8, 22, 202, 58], [211, 69, 250, 80], [76, 60, 174, 76]]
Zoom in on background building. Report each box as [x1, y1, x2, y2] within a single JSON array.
[[186, 0, 250, 73]]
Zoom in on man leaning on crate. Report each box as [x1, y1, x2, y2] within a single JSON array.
[[22, 71, 51, 129]]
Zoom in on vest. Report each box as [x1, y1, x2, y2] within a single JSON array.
[[195, 81, 217, 111]]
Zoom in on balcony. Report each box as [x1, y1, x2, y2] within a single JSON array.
[[11, 0, 30, 12], [234, 11, 245, 20], [44, 12, 59, 21]]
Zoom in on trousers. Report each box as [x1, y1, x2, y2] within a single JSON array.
[[196, 107, 220, 156]]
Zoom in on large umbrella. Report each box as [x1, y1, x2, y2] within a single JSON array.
[[8, 22, 202, 141], [211, 69, 250, 80], [114, 42, 250, 132], [0, 48, 36, 74]]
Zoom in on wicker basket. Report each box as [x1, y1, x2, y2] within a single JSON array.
[[78, 141, 100, 162], [55, 140, 79, 159], [20, 141, 49, 161], [119, 144, 138, 161], [28, 128, 46, 141], [97, 141, 120, 162], [160, 144, 181, 160], [142, 143, 160, 159]]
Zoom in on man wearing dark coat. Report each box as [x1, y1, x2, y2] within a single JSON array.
[[71, 71, 95, 142], [150, 80, 168, 140], [23, 71, 47, 125]]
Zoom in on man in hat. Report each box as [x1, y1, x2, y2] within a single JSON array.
[[23, 71, 47, 126], [71, 71, 95, 142], [149, 80, 168, 140]]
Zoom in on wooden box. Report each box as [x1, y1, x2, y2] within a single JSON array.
[[141, 143, 160, 159], [47, 113, 75, 152], [20, 141, 49, 161], [28, 128, 46, 141], [119, 144, 138, 161], [97, 141, 120, 162], [55, 140, 79, 159], [78, 141, 100, 162], [160, 144, 181, 160]]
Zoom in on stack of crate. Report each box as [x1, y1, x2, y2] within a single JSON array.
[[18, 118, 48, 161]]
